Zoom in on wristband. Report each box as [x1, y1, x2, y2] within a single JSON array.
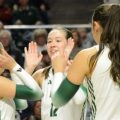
[[52, 77, 79, 107]]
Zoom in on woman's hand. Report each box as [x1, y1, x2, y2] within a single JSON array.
[[64, 60, 73, 73], [24, 41, 43, 74], [0, 49, 16, 71], [65, 38, 74, 59], [51, 38, 74, 73]]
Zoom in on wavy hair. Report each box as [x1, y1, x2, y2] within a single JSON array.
[[90, 4, 120, 85]]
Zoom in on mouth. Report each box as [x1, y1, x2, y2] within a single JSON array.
[[50, 49, 59, 55]]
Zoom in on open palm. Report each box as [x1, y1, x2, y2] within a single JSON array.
[[24, 41, 43, 74]]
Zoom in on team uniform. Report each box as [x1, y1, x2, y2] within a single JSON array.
[[41, 68, 87, 120], [86, 46, 120, 120], [0, 99, 15, 120], [52, 45, 120, 120], [0, 64, 43, 120]]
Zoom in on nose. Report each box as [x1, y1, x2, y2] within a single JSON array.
[[49, 41, 57, 48]]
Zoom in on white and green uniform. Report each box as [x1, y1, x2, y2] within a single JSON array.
[[0, 64, 43, 120], [41, 68, 87, 120], [52, 46, 120, 120], [0, 99, 15, 120], [86, 46, 120, 120]]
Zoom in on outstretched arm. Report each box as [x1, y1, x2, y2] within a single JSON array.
[[13, 64, 43, 100], [11, 73, 28, 110], [51, 48, 92, 107], [51, 72, 80, 107], [51, 46, 98, 107], [52, 76, 87, 107], [0, 48, 43, 100]]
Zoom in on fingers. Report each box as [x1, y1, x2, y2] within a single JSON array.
[[65, 38, 74, 59], [24, 41, 43, 68], [68, 37, 74, 46], [1, 49, 9, 57], [38, 53, 43, 61], [51, 51, 60, 60], [0, 54, 4, 61], [28, 42, 32, 53], [30, 41, 37, 53], [0, 42, 4, 54], [67, 60, 73, 66], [34, 42, 37, 53], [24, 47, 27, 56], [0, 54, 8, 68], [27, 41, 38, 54], [24, 41, 37, 54]]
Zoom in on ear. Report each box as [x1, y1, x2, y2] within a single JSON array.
[[93, 21, 101, 33]]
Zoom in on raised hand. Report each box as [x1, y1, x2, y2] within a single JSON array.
[[51, 38, 74, 73], [24, 41, 43, 74], [64, 60, 73, 73], [0, 48, 16, 71], [64, 38, 74, 60]]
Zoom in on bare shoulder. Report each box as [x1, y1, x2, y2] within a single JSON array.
[[79, 45, 98, 55], [72, 45, 98, 75], [66, 45, 99, 84], [32, 66, 51, 87], [32, 68, 45, 87], [33, 68, 45, 77], [75, 45, 98, 60]]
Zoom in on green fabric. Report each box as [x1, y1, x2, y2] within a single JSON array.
[[52, 78, 79, 107], [15, 85, 40, 101], [80, 84, 87, 95], [14, 99, 27, 110]]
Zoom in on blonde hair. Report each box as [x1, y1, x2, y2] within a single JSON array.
[[32, 28, 47, 41], [0, 30, 12, 41]]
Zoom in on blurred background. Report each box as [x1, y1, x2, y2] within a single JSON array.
[[0, 0, 119, 120]]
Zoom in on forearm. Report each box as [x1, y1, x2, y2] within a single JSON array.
[[11, 73, 28, 110], [12, 64, 43, 100], [51, 72, 79, 107], [15, 85, 42, 100]]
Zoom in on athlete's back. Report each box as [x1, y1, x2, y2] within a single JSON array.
[[88, 46, 120, 120]]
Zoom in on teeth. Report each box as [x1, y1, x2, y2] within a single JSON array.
[[51, 49, 58, 53], [51, 50, 58, 54]]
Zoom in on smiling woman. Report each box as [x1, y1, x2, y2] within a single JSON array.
[[24, 27, 87, 120]]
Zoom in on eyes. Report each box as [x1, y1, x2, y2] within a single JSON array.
[[47, 39, 62, 43]]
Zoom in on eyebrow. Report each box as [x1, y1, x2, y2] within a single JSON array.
[[48, 37, 63, 40]]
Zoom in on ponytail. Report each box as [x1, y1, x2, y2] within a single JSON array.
[[101, 5, 120, 85]]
